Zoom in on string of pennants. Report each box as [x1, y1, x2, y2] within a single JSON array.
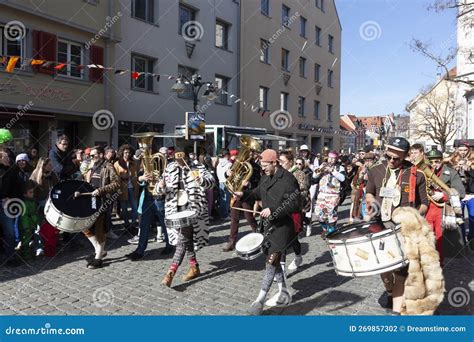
[[1, 54, 354, 136]]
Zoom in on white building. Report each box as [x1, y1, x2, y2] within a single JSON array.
[[456, 0, 474, 139]]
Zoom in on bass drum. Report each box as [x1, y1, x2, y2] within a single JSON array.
[[44, 180, 103, 233], [326, 220, 407, 277]]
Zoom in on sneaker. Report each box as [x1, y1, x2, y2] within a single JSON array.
[[306, 225, 312, 237], [157, 235, 165, 243], [35, 248, 44, 257], [127, 235, 139, 245], [288, 255, 303, 271], [247, 301, 264, 316], [86, 251, 107, 263], [265, 289, 292, 307], [106, 230, 119, 239], [148, 237, 157, 243], [87, 258, 103, 269]]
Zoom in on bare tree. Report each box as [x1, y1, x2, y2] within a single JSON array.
[[408, 82, 461, 151], [410, 0, 474, 86]]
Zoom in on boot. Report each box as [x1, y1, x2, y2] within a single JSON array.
[[161, 270, 175, 287], [182, 265, 200, 281]]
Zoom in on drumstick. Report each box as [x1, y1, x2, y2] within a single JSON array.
[[74, 191, 94, 198], [231, 206, 261, 215], [178, 157, 200, 183]]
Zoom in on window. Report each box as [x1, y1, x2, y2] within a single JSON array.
[[327, 104, 333, 121], [216, 20, 229, 50], [215, 75, 229, 105], [177, 65, 197, 99], [0, 26, 25, 69], [298, 96, 305, 116], [132, 55, 154, 91], [315, 26, 321, 46], [314, 63, 321, 82], [328, 69, 334, 87], [261, 0, 270, 16], [281, 48, 289, 71], [316, 0, 325, 11], [314, 100, 320, 119], [299, 57, 306, 77], [328, 34, 334, 53], [300, 17, 307, 37], [260, 39, 270, 63], [281, 92, 289, 111], [57, 40, 83, 78], [179, 4, 197, 36], [132, 0, 154, 23], [282, 4, 290, 27], [259, 86, 269, 110]]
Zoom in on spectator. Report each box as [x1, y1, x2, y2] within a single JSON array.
[[27, 146, 40, 168], [216, 149, 232, 219], [18, 180, 39, 260], [49, 135, 77, 180]]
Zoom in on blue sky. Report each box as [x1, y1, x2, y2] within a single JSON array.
[[337, 0, 457, 116]]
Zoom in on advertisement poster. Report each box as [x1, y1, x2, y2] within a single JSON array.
[[185, 111, 206, 140]]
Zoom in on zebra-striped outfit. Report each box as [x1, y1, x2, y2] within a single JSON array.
[[162, 161, 215, 252]]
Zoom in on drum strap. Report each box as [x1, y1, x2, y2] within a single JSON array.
[[408, 166, 417, 205]]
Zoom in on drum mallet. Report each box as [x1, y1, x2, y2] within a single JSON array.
[[74, 191, 94, 198], [231, 207, 262, 216]]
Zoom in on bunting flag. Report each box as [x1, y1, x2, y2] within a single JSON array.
[[54, 63, 66, 70], [5, 57, 19, 73], [31, 59, 45, 65], [131, 72, 140, 80]]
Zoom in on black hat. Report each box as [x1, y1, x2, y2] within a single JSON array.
[[453, 139, 472, 148], [386, 137, 410, 153], [426, 149, 443, 159]]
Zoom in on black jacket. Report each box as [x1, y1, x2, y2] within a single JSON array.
[[243, 167, 299, 254], [49, 144, 77, 180], [0, 164, 21, 199]]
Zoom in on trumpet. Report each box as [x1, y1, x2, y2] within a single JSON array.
[[314, 162, 331, 174]]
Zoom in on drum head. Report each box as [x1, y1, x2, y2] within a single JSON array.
[[327, 220, 386, 240], [50, 180, 102, 218], [236, 233, 264, 253]]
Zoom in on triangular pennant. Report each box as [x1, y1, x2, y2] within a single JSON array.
[[5, 57, 19, 73], [31, 59, 45, 65], [131, 72, 140, 80], [54, 63, 66, 70], [114, 69, 127, 75]]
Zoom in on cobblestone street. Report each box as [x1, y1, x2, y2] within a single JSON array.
[[1, 200, 473, 316]]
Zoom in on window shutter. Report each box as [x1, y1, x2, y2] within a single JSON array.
[[89, 45, 104, 83], [32, 30, 57, 74]]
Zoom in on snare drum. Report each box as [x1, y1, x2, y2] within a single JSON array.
[[165, 210, 197, 230], [326, 221, 407, 277], [235, 233, 265, 260], [44, 180, 103, 233]]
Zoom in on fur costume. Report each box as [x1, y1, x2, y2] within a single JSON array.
[[392, 207, 445, 315]]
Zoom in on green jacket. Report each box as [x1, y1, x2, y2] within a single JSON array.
[[20, 198, 39, 231]]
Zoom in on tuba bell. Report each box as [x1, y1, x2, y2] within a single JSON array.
[[225, 135, 262, 195], [132, 132, 167, 196]]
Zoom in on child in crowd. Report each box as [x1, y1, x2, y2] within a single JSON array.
[[19, 180, 39, 260]]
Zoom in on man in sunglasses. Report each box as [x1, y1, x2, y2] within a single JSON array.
[[365, 137, 429, 315]]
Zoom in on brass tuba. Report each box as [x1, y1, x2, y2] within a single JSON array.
[[414, 157, 462, 214], [225, 135, 262, 195], [132, 132, 167, 195]]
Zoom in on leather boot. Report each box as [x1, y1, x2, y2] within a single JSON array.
[[161, 270, 175, 287], [182, 265, 200, 281]]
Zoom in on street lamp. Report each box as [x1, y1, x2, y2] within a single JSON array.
[[171, 74, 218, 112]]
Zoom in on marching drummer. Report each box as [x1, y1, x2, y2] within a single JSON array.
[[365, 137, 429, 315], [158, 149, 215, 288], [234, 149, 300, 315], [83, 146, 120, 269]]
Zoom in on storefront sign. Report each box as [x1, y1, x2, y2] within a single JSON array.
[[24, 85, 73, 102], [299, 123, 317, 131]]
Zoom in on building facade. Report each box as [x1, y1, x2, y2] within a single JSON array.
[[239, 0, 342, 152], [112, 0, 240, 151], [0, 0, 120, 155]]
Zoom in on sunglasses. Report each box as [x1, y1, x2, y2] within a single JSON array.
[[385, 154, 401, 162]]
